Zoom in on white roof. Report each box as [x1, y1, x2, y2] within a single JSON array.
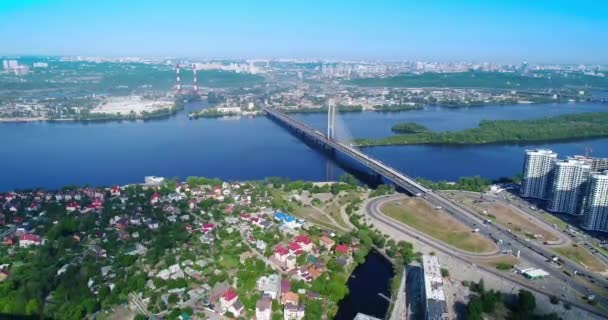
[[422, 255, 446, 302], [524, 269, 549, 278]]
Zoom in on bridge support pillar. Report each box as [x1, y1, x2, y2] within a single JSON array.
[[327, 99, 336, 140]]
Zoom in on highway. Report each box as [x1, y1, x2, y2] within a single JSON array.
[[366, 195, 608, 318], [263, 106, 608, 316]]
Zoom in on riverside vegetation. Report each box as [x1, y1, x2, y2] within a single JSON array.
[[355, 112, 608, 146]]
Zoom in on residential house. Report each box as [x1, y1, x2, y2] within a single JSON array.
[[228, 300, 244, 317], [288, 242, 304, 256], [335, 244, 349, 256], [65, 202, 79, 212], [188, 199, 197, 210], [281, 291, 299, 305], [294, 235, 313, 252], [202, 223, 215, 233], [284, 303, 305, 320], [273, 246, 289, 263], [209, 282, 229, 304], [274, 212, 303, 229], [256, 297, 272, 320], [220, 289, 238, 309], [110, 186, 121, 196], [319, 235, 335, 251], [150, 192, 161, 205], [256, 274, 281, 299], [297, 267, 312, 282], [19, 234, 42, 247]]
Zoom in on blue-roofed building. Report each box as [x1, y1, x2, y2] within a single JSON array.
[[273, 212, 303, 229]]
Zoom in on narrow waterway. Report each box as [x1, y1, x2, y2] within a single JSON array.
[[335, 250, 394, 320]]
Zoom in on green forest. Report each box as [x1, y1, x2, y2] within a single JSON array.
[[355, 112, 608, 146], [391, 122, 429, 134], [347, 71, 608, 90]]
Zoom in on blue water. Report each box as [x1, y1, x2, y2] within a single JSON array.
[[1, 101, 607, 191], [336, 250, 393, 320]]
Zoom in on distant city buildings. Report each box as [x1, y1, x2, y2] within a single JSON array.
[[521, 150, 608, 232], [548, 158, 591, 215], [33, 62, 49, 68], [581, 171, 608, 232], [2, 59, 18, 70], [2, 59, 29, 75], [520, 149, 558, 200]]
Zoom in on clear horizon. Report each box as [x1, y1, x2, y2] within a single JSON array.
[[0, 0, 607, 64]]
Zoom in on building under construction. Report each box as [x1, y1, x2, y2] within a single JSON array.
[[422, 255, 449, 320]]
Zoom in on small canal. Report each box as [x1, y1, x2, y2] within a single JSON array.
[[335, 250, 394, 320]]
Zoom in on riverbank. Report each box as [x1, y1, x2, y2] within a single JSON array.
[[0, 103, 185, 123], [354, 112, 608, 146]]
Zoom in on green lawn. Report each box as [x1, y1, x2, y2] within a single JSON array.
[[381, 200, 495, 253], [219, 255, 239, 269], [553, 246, 607, 273]]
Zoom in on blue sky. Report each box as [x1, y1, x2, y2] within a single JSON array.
[[0, 0, 606, 63]]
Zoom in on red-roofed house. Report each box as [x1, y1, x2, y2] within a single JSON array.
[[294, 235, 313, 252], [220, 289, 238, 308], [92, 198, 103, 208], [281, 279, 291, 295], [151, 192, 161, 204], [223, 205, 234, 214], [273, 245, 289, 262], [27, 203, 41, 212], [335, 244, 349, 255], [66, 202, 79, 212], [288, 242, 304, 256], [202, 223, 215, 233], [19, 234, 42, 247], [110, 186, 121, 196], [3, 236, 13, 247], [240, 213, 251, 221]]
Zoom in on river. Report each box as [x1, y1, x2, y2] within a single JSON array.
[[335, 249, 394, 320], [0, 101, 607, 191]]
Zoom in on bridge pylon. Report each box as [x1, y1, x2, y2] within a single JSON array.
[[327, 99, 336, 139]]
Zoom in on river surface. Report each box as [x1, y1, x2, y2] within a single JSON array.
[[0, 101, 607, 190], [335, 250, 394, 320]]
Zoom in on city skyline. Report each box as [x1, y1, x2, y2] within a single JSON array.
[[1, 0, 607, 64]]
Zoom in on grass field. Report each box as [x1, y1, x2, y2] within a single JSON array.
[[553, 246, 607, 273], [450, 193, 559, 241], [292, 204, 344, 232], [478, 256, 519, 271], [381, 198, 495, 253], [219, 255, 239, 269]]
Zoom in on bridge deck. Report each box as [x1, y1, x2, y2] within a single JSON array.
[[263, 107, 428, 196]]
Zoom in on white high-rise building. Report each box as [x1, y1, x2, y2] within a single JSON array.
[[2, 59, 19, 70], [581, 171, 608, 232], [520, 149, 557, 200], [548, 159, 591, 215]]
